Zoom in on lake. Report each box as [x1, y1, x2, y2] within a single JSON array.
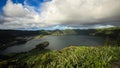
[[1, 35, 104, 54]]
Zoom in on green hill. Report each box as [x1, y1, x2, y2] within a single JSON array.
[[0, 46, 120, 68]]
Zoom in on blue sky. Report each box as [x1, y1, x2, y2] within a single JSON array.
[[0, 0, 6, 14], [0, 0, 120, 30], [0, 0, 45, 13]]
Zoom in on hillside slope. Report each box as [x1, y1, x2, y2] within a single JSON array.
[[0, 46, 120, 68]]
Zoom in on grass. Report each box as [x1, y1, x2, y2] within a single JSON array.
[[0, 46, 120, 68]]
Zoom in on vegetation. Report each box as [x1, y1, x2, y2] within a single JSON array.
[[93, 27, 120, 38], [0, 46, 120, 68], [0, 30, 40, 50], [93, 27, 120, 46], [35, 41, 49, 49], [35, 27, 120, 47], [0, 27, 120, 68]]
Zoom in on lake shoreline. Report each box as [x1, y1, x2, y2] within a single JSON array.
[[1, 35, 104, 54]]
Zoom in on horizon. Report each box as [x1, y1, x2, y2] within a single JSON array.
[[0, 1, 120, 67], [0, 26, 116, 31]]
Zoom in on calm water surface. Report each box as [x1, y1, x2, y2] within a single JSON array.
[[1, 35, 104, 54]]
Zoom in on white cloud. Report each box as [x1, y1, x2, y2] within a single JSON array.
[[41, 0, 120, 24], [3, 0, 28, 17], [0, 0, 120, 29], [2, 0, 45, 29]]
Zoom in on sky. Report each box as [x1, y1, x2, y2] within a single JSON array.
[[0, 0, 120, 30]]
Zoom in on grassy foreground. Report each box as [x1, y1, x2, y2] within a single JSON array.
[[0, 46, 120, 68]]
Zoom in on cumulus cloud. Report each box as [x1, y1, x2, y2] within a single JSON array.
[[41, 0, 120, 25], [3, 0, 28, 17], [1, 0, 45, 29], [0, 0, 120, 29]]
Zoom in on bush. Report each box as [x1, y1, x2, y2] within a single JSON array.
[[1, 46, 120, 68]]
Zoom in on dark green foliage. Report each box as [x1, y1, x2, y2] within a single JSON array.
[[0, 46, 120, 68], [35, 41, 49, 49], [93, 27, 120, 46], [104, 37, 111, 46], [93, 27, 120, 39]]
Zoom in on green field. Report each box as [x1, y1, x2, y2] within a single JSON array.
[[0, 46, 120, 68]]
